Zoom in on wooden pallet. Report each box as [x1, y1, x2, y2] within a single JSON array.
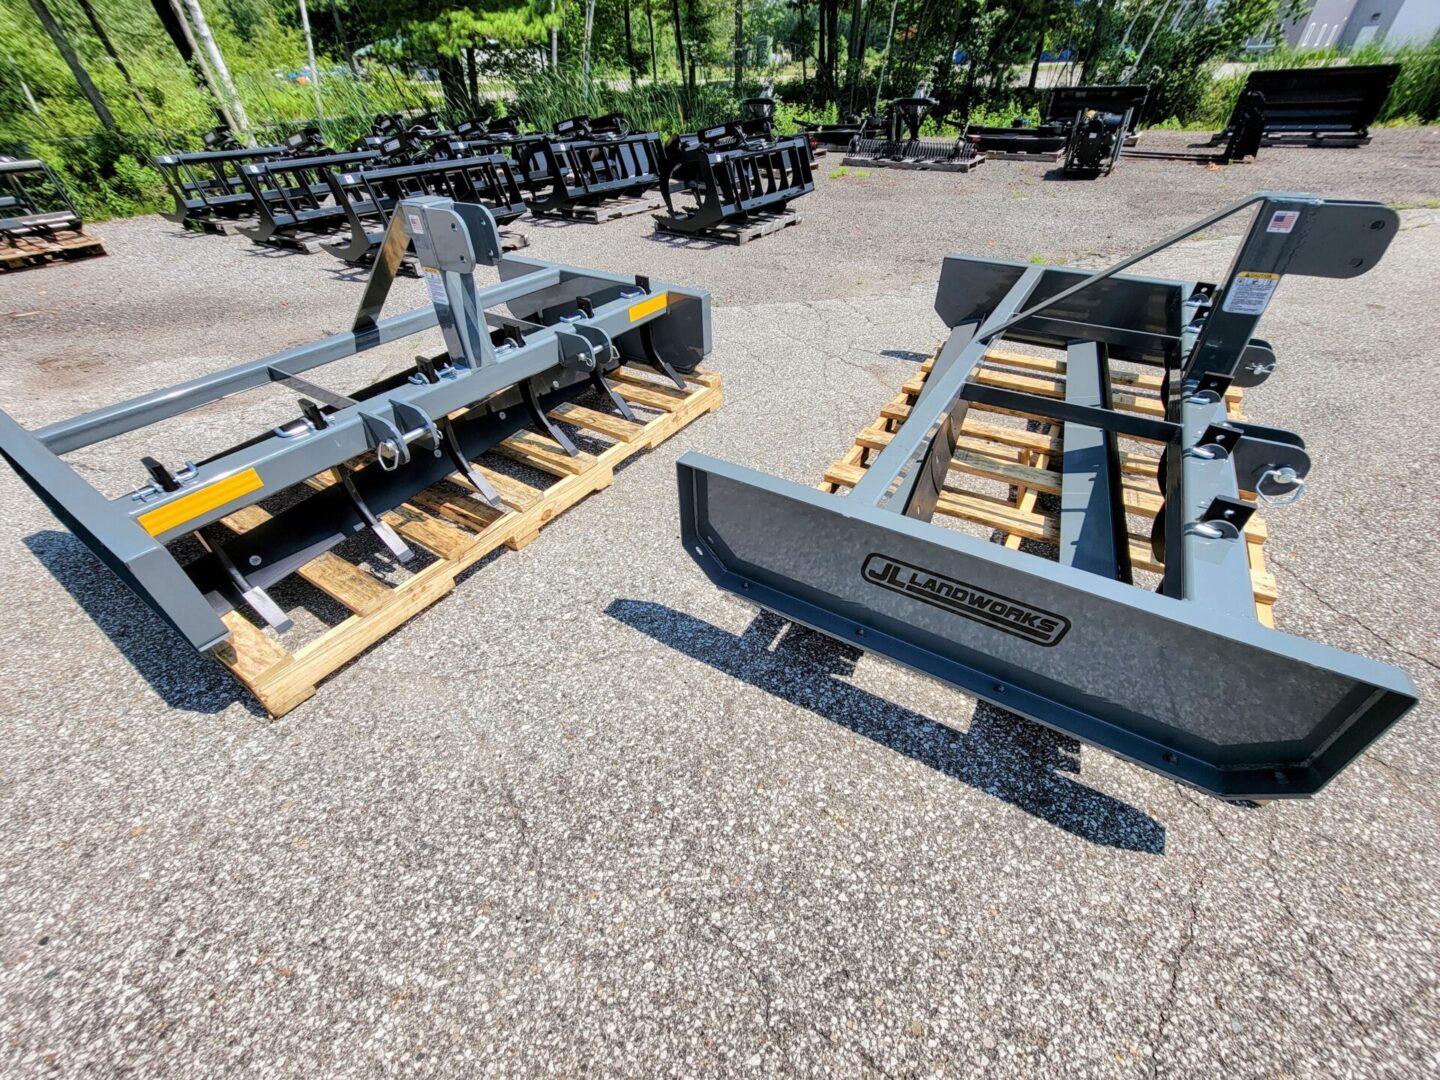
[[533, 197, 660, 223], [819, 347, 1278, 627], [211, 366, 723, 717], [654, 208, 801, 245], [0, 230, 105, 272]]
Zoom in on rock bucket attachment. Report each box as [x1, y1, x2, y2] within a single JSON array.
[[323, 155, 529, 268], [677, 194, 1417, 800], [0, 197, 717, 714], [653, 122, 813, 241], [0, 157, 105, 271], [1209, 65, 1400, 148], [519, 114, 664, 219], [153, 145, 287, 233], [843, 92, 984, 173], [237, 150, 380, 251]]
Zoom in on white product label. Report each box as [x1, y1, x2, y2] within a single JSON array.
[[1222, 272, 1280, 316], [1267, 210, 1299, 233], [423, 270, 446, 307], [407, 212, 425, 235]]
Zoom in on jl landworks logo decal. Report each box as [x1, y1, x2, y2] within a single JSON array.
[[861, 553, 1071, 646]]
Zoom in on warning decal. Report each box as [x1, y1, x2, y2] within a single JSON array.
[[1222, 272, 1280, 316], [423, 270, 447, 307]]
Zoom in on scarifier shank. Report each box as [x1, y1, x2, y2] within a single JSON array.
[[677, 193, 1417, 800]]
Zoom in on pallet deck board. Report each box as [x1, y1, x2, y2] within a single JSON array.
[[212, 367, 722, 716], [822, 347, 1276, 622], [0, 229, 106, 271]]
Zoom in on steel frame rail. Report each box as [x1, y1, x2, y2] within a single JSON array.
[[676, 193, 1417, 799]]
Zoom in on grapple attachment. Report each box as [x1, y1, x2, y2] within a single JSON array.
[[678, 194, 1416, 800], [518, 114, 663, 214], [654, 123, 814, 237], [0, 197, 710, 653]]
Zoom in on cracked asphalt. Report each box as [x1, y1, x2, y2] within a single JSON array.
[[0, 129, 1437, 1077]]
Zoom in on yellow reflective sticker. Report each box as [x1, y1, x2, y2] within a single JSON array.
[[627, 292, 669, 322], [137, 468, 264, 537]]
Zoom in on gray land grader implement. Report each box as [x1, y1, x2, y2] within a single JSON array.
[[676, 193, 1417, 800], [0, 197, 710, 659]]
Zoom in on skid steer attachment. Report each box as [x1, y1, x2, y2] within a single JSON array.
[[1061, 108, 1131, 177], [0, 197, 711, 662], [654, 121, 813, 240], [0, 157, 106, 269], [154, 145, 287, 233], [519, 115, 664, 218], [843, 89, 984, 173], [323, 155, 528, 267], [237, 150, 380, 250], [677, 193, 1417, 800]]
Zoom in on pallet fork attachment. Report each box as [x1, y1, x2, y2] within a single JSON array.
[[678, 193, 1417, 800], [0, 196, 710, 654]]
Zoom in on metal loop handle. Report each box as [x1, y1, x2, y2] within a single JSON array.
[[1257, 466, 1305, 507]]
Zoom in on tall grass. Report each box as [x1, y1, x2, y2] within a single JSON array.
[[507, 69, 750, 138]]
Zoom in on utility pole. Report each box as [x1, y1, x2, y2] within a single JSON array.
[[551, 1, 559, 68], [296, 0, 325, 124], [645, 0, 658, 80], [733, 0, 744, 91], [26, 0, 117, 130], [181, 0, 251, 138]]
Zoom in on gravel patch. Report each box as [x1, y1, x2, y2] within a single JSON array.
[[0, 129, 1437, 1078]]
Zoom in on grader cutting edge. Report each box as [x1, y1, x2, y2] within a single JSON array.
[[0, 197, 710, 657], [677, 193, 1417, 800]]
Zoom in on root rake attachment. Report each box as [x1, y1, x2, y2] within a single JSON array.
[[0, 197, 716, 711], [677, 193, 1417, 800], [844, 89, 984, 173]]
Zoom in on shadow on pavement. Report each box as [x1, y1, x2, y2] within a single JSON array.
[[24, 531, 263, 717], [607, 599, 1165, 854]]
